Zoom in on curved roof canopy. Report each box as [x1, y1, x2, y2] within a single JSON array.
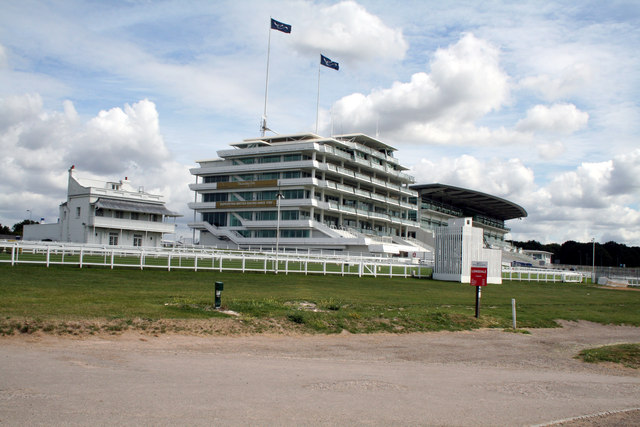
[[410, 183, 527, 221]]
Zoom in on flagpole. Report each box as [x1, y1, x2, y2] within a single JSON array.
[[316, 56, 321, 134], [262, 20, 273, 137]]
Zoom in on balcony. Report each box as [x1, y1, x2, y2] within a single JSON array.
[[90, 216, 176, 233]]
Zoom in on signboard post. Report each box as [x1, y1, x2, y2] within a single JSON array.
[[470, 261, 488, 318]]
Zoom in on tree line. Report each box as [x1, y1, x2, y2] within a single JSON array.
[[0, 220, 38, 237], [509, 239, 640, 268]]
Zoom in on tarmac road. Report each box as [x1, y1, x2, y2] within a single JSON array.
[[1, 320, 639, 426]]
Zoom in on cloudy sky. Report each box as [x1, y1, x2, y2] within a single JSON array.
[[1, 0, 639, 245]]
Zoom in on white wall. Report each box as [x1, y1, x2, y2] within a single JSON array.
[[23, 223, 62, 241], [433, 218, 502, 284]]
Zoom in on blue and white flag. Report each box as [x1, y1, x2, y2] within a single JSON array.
[[271, 18, 292, 33], [320, 54, 339, 71]]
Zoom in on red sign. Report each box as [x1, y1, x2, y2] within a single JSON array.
[[470, 266, 488, 287]]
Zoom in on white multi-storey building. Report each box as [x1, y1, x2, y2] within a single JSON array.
[[24, 166, 180, 247], [188, 133, 426, 254]]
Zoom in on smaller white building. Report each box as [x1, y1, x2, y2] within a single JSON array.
[[24, 166, 180, 247], [523, 250, 554, 267], [433, 218, 502, 284]]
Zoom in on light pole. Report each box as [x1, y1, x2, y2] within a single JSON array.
[[275, 192, 284, 273], [591, 238, 595, 283], [26, 209, 32, 222]]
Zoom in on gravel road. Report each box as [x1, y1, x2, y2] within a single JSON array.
[[1, 320, 639, 426]]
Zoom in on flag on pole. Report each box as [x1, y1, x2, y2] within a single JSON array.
[[320, 54, 339, 71], [271, 18, 292, 33]]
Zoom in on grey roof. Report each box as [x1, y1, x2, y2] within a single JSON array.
[[410, 183, 527, 221], [94, 198, 181, 217]]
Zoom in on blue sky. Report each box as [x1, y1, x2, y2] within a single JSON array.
[[1, 0, 639, 245]]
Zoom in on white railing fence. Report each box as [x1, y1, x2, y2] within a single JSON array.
[[0, 241, 430, 278], [502, 266, 588, 283]]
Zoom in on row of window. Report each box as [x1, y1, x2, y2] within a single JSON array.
[[238, 229, 310, 238], [107, 233, 146, 246], [94, 208, 160, 221], [206, 210, 308, 227], [202, 170, 311, 183], [203, 189, 310, 203], [232, 153, 312, 166]]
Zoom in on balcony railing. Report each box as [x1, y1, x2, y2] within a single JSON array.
[[90, 216, 176, 233]]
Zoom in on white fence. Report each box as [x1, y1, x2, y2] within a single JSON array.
[[502, 266, 588, 283], [0, 241, 430, 278], [0, 241, 603, 283]]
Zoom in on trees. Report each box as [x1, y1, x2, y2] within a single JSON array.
[[510, 239, 640, 267], [11, 220, 38, 236]]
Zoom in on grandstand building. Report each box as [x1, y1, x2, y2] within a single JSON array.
[[410, 183, 527, 248], [188, 133, 529, 258], [188, 133, 426, 254]]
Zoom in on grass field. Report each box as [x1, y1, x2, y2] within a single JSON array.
[[1, 264, 639, 335], [576, 344, 640, 369]]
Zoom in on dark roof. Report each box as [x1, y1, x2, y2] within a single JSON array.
[[410, 183, 527, 221], [94, 198, 181, 217]]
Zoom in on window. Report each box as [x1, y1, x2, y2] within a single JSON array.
[[76, 207, 81, 218], [281, 171, 300, 179], [255, 229, 276, 238], [95, 208, 104, 217], [229, 212, 252, 226], [280, 229, 309, 238], [131, 212, 140, 220], [114, 211, 124, 219], [230, 191, 253, 201], [203, 193, 228, 202], [283, 154, 302, 162], [282, 189, 306, 199], [237, 230, 252, 238], [151, 214, 159, 222], [133, 234, 143, 247], [256, 211, 277, 221], [202, 212, 227, 227], [259, 155, 281, 164], [108, 232, 119, 246], [258, 172, 279, 180], [232, 173, 254, 182], [203, 175, 229, 183], [238, 157, 255, 164], [281, 210, 299, 220], [257, 191, 277, 200]]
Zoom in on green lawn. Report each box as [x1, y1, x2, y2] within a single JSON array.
[[576, 343, 640, 369], [1, 264, 639, 335]]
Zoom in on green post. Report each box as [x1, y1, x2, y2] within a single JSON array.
[[215, 281, 224, 309]]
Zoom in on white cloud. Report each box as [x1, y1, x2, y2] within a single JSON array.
[[516, 103, 588, 134], [326, 33, 511, 143], [518, 62, 594, 101], [410, 155, 535, 200], [71, 100, 170, 173], [0, 95, 192, 229], [0, 43, 7, 69], [536, 141, 565, 160], [409, 150, 640, 245], [291, 1, 407, 63], [606, 149, 640, 196]]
